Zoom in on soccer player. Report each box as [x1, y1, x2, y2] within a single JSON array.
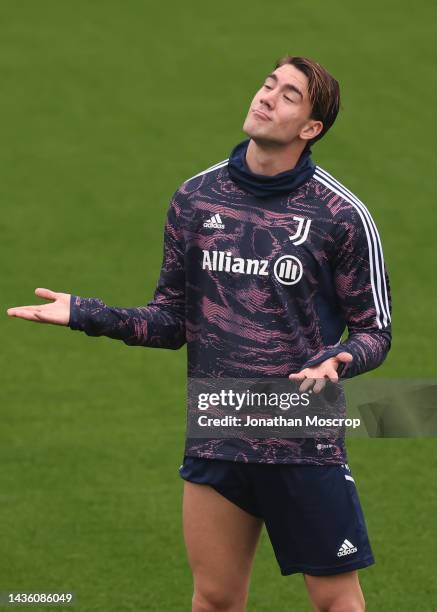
[[7, 55, 391, 611]]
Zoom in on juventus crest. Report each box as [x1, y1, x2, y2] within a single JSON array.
[[289, 216, 311, 245]]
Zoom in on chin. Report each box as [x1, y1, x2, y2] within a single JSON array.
[[243, 119, 268, 139], [245, 130, 285, 149]]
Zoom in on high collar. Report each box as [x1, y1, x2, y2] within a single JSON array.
[[227, 138, 316, 198]]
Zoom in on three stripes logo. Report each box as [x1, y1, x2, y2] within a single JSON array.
[[313, 165, 391, 330], [337, 539, 358, 557], [203, 213, 225, 229]]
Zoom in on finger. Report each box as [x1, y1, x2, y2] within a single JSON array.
[[7, 306, 40, 315], [335, 351, 353, 363], [299, 378, 316, 393], [289, 372, 306, 381], [35, 287, 58, 300], [326, 369, 339, 383], [7, 307, 42, 321], [313, 378, 327, 394]]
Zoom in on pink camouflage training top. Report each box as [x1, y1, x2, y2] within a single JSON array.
[[69, 138, 392, 464]]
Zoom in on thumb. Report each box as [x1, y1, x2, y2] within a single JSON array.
[[35, 287, 58, 301], [335, 351, 353, 363]]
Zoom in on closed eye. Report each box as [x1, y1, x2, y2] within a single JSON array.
[[263, 84, 294, 102]]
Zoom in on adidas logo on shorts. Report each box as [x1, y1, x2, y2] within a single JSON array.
[[337, 539, 358, 557], [203, 213, 225, 229]]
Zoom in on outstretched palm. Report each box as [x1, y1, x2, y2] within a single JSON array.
[[7, 288, 71, 326]]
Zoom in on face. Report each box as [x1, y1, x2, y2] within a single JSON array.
[[243, 64, 323, 147]]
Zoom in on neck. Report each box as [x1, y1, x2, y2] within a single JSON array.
[[245, 138, 307, 176]]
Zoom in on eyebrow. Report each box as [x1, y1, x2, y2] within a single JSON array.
[[265, 73, 304, 99]]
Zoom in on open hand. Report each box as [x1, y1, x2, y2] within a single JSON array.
[[289, 352, 353, 394], [7, 288, 71, 326]]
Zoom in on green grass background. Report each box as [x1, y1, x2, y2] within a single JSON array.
[[1, 0, 436, 610]]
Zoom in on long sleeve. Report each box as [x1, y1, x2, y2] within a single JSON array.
[[302, 206, 392, 378], [69, 191, 186, 350]]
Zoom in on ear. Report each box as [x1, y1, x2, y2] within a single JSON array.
[[300, 119, 323, 143]]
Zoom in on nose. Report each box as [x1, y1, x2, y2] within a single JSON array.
[[259, 89, 276, 110]]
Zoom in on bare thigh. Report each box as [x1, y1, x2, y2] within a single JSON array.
[[183, 481, 263, 611]]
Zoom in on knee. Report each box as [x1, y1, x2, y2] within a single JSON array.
[[192, 586, 247, 612], [322, 596, 365, 612]]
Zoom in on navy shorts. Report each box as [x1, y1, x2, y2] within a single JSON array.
[[179, 456, 375, 576]]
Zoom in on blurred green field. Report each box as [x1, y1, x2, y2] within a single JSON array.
[[1, 1, 437, 610]]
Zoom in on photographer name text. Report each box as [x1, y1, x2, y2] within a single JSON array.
[[197, 415, 361, 428]]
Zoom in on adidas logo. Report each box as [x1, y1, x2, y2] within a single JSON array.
[[203, 213, 225, 229], [337, 539, 358, 557]]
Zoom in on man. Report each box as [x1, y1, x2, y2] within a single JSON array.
[[7, 56, 392, 611]]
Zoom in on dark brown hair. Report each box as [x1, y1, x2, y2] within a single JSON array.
[[274, 55, 341, 149]]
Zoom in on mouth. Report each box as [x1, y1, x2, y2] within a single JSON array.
[[252, 109, 272, 121]]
